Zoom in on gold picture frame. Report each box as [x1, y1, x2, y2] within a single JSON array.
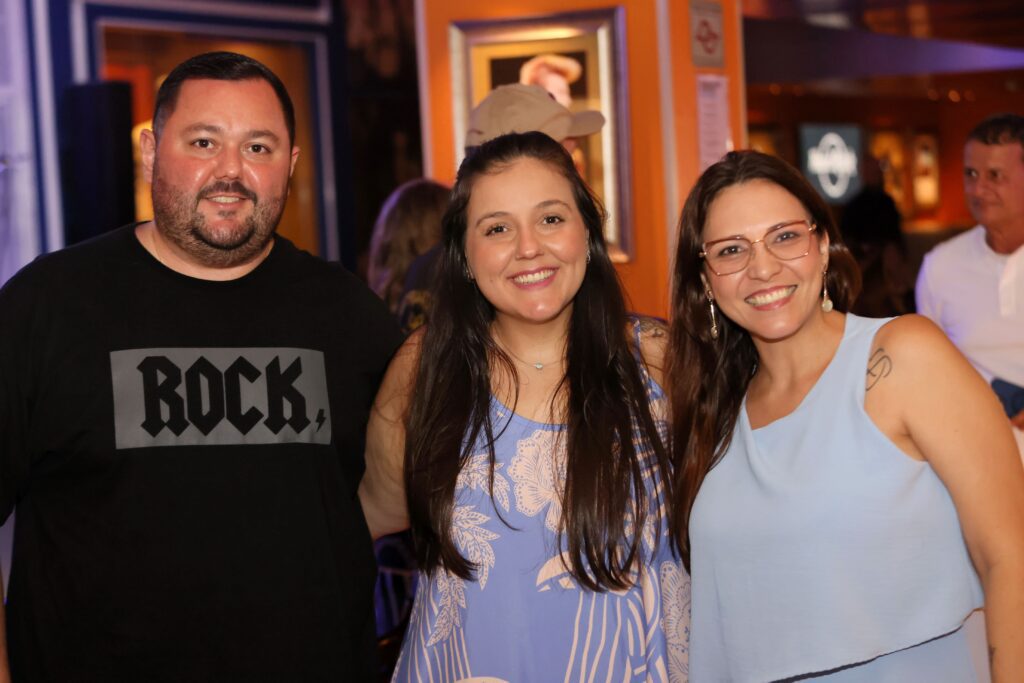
[[450, 9, 632, 261]]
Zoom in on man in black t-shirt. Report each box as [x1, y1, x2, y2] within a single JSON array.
[[0, 52, 401, 681]]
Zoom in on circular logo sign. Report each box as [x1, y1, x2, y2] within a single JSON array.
[[806, 132, 858, 199]]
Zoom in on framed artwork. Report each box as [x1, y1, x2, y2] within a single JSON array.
[[450, 8, 633, 261], [868, 130, 908, 213], [911, 133, 939, 211]]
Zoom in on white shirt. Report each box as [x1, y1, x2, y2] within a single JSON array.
[[917, 225, 1024, 387]]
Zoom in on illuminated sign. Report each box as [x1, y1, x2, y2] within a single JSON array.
[[800, 125, 862, 204]]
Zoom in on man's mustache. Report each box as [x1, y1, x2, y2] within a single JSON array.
[[198, 181, 258, 204]]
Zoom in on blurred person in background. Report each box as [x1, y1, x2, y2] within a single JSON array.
[[840, 156, 914, 317], [367, 178, 449, 331], [917, 114, 1024, 452]]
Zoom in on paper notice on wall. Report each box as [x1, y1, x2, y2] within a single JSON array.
[[697, 74, 732, 171]]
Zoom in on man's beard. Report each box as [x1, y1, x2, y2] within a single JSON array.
[[150, 164, 287, 269]]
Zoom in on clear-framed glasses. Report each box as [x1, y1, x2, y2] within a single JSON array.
[[700, 219, 819, 276]]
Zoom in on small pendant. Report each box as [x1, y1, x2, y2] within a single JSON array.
[[533, 362, 544, 370]]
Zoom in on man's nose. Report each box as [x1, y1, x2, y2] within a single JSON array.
[[214, 147, 242, 178]]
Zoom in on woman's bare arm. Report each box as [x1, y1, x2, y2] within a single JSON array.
[[872, 315, 1024, 683], [359, 332, 422, 540]]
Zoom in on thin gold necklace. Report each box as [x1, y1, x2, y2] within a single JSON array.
[[495, 335, 564, 371]]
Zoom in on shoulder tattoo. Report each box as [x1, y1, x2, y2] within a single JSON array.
[[636, 316, 667, 338], [866, 347, 892, 392]]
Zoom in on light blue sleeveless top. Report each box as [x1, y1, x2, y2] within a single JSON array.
[[393, 321, 690, 682], [689, 314, 983, 682]]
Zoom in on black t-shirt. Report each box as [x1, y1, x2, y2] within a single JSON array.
[[0, 226, 402, 681]]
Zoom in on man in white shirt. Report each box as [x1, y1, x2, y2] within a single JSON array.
[[917, 114, 1024, 448]]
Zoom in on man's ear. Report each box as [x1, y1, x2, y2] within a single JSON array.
[[140, 129, 157, 184], [289, 146, 300, 177]]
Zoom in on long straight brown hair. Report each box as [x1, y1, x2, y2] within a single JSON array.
[[405, 132, 672, 591], [667, 151, 861, 569]]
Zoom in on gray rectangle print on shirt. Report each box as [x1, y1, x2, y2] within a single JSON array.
[[111, 348, 332, 449]]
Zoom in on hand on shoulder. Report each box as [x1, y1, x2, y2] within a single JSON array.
[[632, 316, 668, 385]]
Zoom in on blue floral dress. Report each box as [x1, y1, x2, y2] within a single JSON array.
[[393, 333, 690, 682]]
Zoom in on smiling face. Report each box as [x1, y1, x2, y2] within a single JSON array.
[[701, 179, 829, 343], [463, 156, 589, 328], [141, 78, 300, 268], [963, 140, 1024, 242]]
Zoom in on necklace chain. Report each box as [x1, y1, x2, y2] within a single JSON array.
[[495, 337, 564, 371]]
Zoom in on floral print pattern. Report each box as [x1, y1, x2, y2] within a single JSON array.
[[393, 321, 690, 682]]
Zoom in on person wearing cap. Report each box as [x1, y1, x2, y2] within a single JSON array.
[[465, 83, 604, 158]]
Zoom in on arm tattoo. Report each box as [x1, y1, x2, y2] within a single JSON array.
[[866, 348, 892, 391], [637, 316, 667, 338]]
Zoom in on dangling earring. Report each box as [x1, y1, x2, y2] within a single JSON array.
[[821, 268, 833, 313], [586, 248, 592, 264], [707, 292, 720, 340], [464, 263, 475, 282]]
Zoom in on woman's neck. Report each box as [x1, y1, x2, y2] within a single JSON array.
[[489, 313, 572, 422], [491, 313, 571, 369], [749, 310, 845, 393]]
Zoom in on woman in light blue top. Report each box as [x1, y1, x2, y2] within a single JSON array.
[[667, 150, 1024, 682], [361, 132, 689, 681]]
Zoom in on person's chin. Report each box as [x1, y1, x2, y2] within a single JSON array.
[[196, 224, 255, 251]]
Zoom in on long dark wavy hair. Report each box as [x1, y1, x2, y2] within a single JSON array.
[[405, 131, 671, 591], [667, 150, 861, 569]]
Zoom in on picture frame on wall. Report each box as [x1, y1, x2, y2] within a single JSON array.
[[450, 8, 633, 261], [911, 133, 940, 211], [869, 130, 909, 214]]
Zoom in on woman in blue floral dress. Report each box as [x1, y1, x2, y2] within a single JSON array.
[[360, 132, 689, 682]]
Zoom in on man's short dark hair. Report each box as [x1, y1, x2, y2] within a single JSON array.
[[967, 113, 1024, 151], [152, 51, 296, 145]]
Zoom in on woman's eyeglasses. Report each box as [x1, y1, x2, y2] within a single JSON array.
[[700, 220, 819, 276]]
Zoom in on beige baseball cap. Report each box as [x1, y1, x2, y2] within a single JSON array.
[[465, 83, 605, 148]]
